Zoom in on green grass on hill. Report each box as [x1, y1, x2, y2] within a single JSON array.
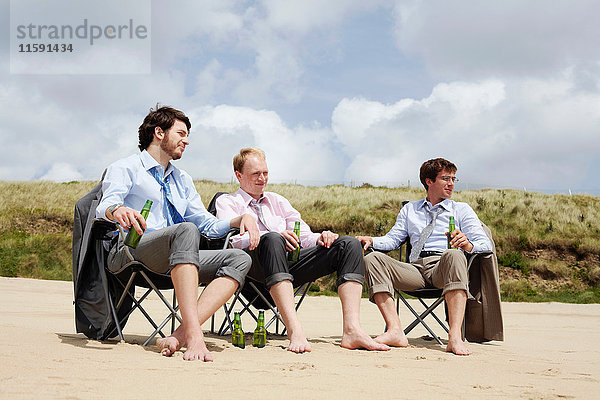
[[1, 180, 599, 303]]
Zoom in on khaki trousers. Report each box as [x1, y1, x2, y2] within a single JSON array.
[[364, 249, 468, 302]]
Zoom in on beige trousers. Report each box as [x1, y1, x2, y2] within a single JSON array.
[[364, 249, 468, 302]]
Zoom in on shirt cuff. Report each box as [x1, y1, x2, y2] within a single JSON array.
[[372, 237, 385, 250], [302, 232, 320, 248], [469, 243, 492, 254], [96, 202, 110, 221], [213, 219, 233, 237], [231, 234, 249, 249], [371, 236, 400, 251]]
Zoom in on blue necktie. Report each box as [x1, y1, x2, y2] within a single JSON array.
[[150, 166, 185, 226]]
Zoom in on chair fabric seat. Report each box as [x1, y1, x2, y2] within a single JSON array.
[[401, 287, 443, 298]]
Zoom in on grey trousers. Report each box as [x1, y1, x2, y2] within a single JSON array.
[[108, 222, 251, 287], [364, 249, 468, 302]]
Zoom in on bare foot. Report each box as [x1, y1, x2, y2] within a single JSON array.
[[287, 330, 312, 353], [183, 331, 214, 361], [341, 329, 390, 351], [374, 328, 409, 348], [156, 336, 182, 357], [446, 337, 472, 356]]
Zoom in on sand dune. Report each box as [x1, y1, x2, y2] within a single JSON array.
[[0, 277, 598, 399]]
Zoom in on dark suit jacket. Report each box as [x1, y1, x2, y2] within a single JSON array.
[[72, 172, 133, 340]]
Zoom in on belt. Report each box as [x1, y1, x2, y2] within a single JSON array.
[[419, 250, 443, 258]]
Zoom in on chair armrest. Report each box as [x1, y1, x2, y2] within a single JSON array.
[[91, 219, 118, 240], [466, 251, 494, 271], [200, 228, 240, 250], [91, 218, 138, 262], [91, 219, 136, 263], [365, 246, 392, 255]]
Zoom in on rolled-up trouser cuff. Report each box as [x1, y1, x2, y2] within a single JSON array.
[[442, 281, 468, 296], [337, 272, 364, 287], [265, 272, 294, 289], [169, 250, 201, 269], [216, 267, 248, 293], [210, 249, 252, 294], [368, 283, 395, 303]]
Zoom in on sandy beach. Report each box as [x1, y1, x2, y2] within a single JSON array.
[[0, 276, 598, 399]]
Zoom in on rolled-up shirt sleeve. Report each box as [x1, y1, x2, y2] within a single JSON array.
[[456, 203, 492, 253], [182, 174, 230, 238], [215, 193, 251, 248], [96, 162, 133, 221]]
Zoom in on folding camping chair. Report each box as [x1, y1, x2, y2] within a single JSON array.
[[206, 192, 313, 336], [375, 201, 493, 345], [94, 219, 182, 346], [99, 219, 236, 346]]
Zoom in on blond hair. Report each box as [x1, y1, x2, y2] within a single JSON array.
[[233, 148, 266, 172]]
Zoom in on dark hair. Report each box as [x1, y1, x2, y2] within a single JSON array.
[[137, 105, 191, 151], [419, 158, 457, 190]]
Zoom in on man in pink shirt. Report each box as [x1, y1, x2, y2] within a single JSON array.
[[216, 148, 389, 353]]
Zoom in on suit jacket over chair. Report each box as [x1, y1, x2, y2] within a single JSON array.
[[465, 223, 504, 342], [72, 173, 133, 340]]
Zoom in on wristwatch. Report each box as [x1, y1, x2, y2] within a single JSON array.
[[106, 204, 124, 220]]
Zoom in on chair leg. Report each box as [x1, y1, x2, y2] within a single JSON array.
[[143, 303, 180, 346], [218, 292, 246, 335], [112, 270, 183, 346], [399, 295, 445, 345], [171, 290, 177, 334], [107, 272, 156, 339], [115, 271, 138, 311], [417, 297, 449, 334], [216, 281, 313, 337], [106, 286, 162, 341], [247, 282, 284, 332], [107, 292, 125, 342], [402, 297, 445, 334], [224, 300, 238, 334]]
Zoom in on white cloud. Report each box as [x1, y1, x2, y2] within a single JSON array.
[[263, 0, 389, 34], [393, 0, 600, 82], [332, 74, 600, 191], [1, 0, 599, 195], [177, 105, 344, 184], [38, 162, 83, 182]]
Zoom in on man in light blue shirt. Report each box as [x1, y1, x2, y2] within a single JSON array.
[[357, 158, 492, 356], [97, 106, 259, 361]]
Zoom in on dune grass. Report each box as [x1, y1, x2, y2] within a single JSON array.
[[1, 180, 599, 303]]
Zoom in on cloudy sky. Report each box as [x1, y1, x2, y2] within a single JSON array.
[[1, 0, 599, 195]]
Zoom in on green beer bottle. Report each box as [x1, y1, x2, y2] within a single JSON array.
[[288, 221, 301, 263], [232, 312, 245, 349], [253, 310, 267, 348], [124, 200, 153, 248], [447, 216, 456, 249]]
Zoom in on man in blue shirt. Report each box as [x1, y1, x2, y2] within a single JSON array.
[[357, 158, 492, 355], [97, 106, 259, 361]]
